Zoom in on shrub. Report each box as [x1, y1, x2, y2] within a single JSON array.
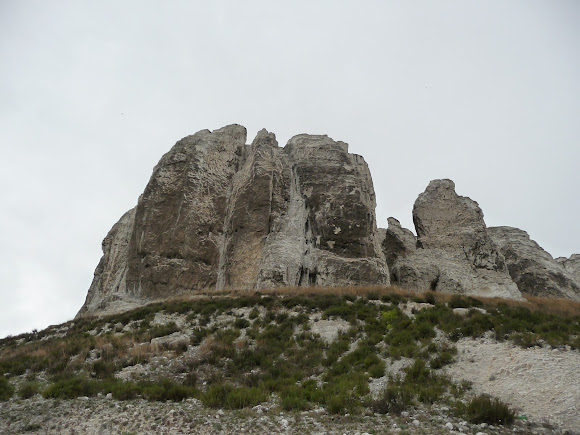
[[191, 327, 210, 346], [0, 376, 14, 401], [233, 318, 250, 329], [149, 322, 179, 339], [430, 351, 455, 369], [91, 360, 117, 379], [182, 372, 197, 387], [42, 376, 100, 399], [110, 380, 141, 400], [321, 372, 369, 414], [202, 382, 266, 409], [280, 393, 309, 411], [248, 308, 260, 320], [18, 381, 40, 399], [424, 291, 437, 305], [371, 383, 413, 415], [465, 394, 515, 425], [141, 378, 194, 401]]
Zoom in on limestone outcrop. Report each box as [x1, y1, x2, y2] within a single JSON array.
[[385, 180, 522, 300], [78, 125, 388, 317], [77, 208, 143, 317], [79, 125, 580, 318], [380, 217, 416, 271], [555, 254, 580, 283], [489, 227, 580, 301]]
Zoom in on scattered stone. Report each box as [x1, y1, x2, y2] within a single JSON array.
[[309, 318, 350, 344]]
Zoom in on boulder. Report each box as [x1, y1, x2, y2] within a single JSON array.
[[78, 125, 388, 317], [489, 227, 580, 300]]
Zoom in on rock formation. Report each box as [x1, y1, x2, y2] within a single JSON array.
[[489, 227, 580, 301], [555, 254, 580, 283], [78, 125, 388, 317], [79, 125, 580, 317], [379, 217, 416, 271], [384, 180, 522, 300], [79, 208, 143, 316]]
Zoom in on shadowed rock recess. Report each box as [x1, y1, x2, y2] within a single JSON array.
[[78, 125, 580, 317]]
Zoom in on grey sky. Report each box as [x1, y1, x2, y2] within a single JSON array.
[[1, 1, 579, 338]]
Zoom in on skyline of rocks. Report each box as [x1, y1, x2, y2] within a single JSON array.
[[77, 125, 580, 317]]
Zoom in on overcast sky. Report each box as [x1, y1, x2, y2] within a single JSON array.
[[1, 1, 579, 338]]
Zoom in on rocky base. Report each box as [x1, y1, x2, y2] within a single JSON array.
[[0, 396, 560, 435]]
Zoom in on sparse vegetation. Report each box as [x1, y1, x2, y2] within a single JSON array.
[[0, 285, 578, 428]]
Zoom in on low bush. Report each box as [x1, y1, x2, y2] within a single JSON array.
[[371, 382, 413, 415], [233, 318, 250, 329], [248, 308, 260, 320], [139, 378, 195, 401], [190, 327, 210, 346], [91, 360, 117, 379], [110, 380, 141, 400], [18, 381, 40, 399], [430, 351, 455, 369], [0, 376, 14, 400], [202, 382, 266, 409], [42, 376, 100, 399], [464, 394, 515, 425], [148, 322, 179, 339]]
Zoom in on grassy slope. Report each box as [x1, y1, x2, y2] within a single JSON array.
[[1, 286, 579, 426]]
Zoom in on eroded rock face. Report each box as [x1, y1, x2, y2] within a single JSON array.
[[380, 217, 416, 272], [78, 125, 388, 317], [387, 180, 522, 299], [77, 207, 142, 317], [489, 227, 580, 300], [413, 179, 506, 271], [556, 254, 580, 283]]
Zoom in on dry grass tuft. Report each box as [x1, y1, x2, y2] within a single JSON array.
[[522, 294, 580, 317], [140, 285, 580, 318]]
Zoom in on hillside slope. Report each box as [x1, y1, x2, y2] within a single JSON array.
[[2, 287, 579, 434]]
